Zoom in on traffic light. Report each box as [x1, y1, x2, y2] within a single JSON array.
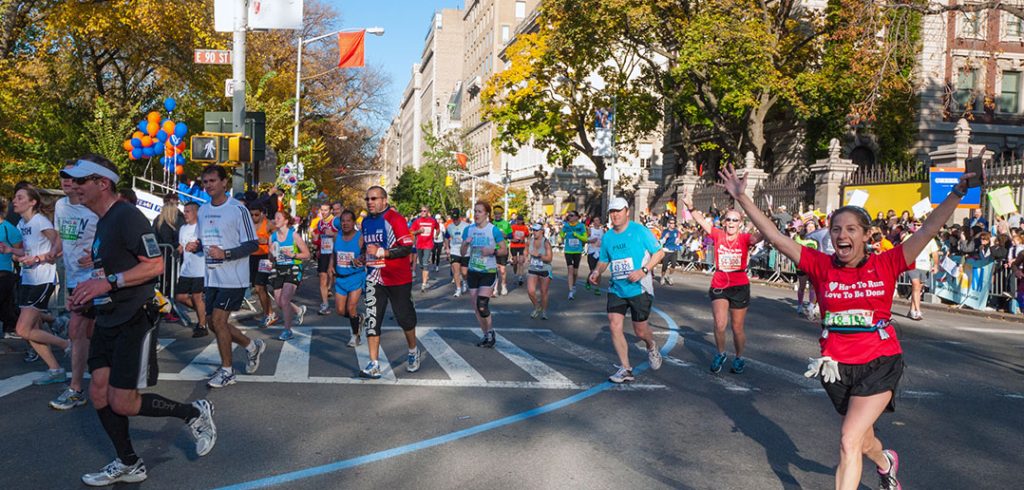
[[190, 136, 219, 163], [228, 136, 252, 162]]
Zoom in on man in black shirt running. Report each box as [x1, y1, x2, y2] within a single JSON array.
[[65, 155, 216, 487]]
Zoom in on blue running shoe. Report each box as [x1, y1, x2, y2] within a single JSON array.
[[730, 357, 746, 374], [710, 352, 728, 373], [277, 329, 294, 341]]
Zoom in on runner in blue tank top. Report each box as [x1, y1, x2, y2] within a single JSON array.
[[332, 210, 366, 348], [269, 211, 310, 341]]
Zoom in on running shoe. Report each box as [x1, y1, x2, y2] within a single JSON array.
[[407, 348, 422, 373], [710, 352, 728, 373], [317, 303, 331, 315], [665, 276, 673, 285], [878, 449, 901, 490], [500, 284, 508, 296], [518, 276, 524, 286], [608, 365, 634, 383], [3, 331, 21, 339], [359, 360, 382, 379], [81, 458, 147, 487], [541, 310, 548, 320], [421, 283, 427, 293], [807, 304, 820, 321], [593, 286, 601, 296], [462, 283, 468, 293], [262, 313, 277, 328], [50, 387, 87, 410], [568, 289, 575, 300], [295, 305, 307, 326], [192, 325, 209, 338], [33, 369, 67, 386], [476, 331, 496, 348], [730, 357, 746, 374], [347, 332, 362, 348], [245, 339, 266, 374], [188, 399, 217, 457], [64, 338, 73, 357], [530, 307, 541, 319], [648, 344, 663, 370], [23, 350, 39, 363], [796, 303, 805, 316], [207, 368, 237, 388], [277, 329, 294, 341], [584, 283, 592, 290], [454, 289, 462, 298]]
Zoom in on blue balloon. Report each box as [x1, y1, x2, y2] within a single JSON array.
[[173, 122, 188, 138], [169, 135, 182, 146], [156, 130, 168, 142], [131, 137, 142, 148], [146, 146, 157, 157], [164, 98, 176, 112], [137, 120, 148, 133], [175, 154, 185, 165], [131, 148, 143, 159]]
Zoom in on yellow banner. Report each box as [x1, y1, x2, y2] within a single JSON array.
[[843, 182, 928, 219]]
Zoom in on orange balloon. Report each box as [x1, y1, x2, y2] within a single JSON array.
[[146, 121, 158, 137], [140, 135, 153, 147], [122, 140, 134, 151], [165, 147, 174, 157], [165, 140, 174, 150], [147, 111, 161, 124], [132, 131, 144, 140], [175, 165, 184, 176], [162, 120, 175, 134]]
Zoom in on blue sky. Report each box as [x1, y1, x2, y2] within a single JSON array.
[[327, 0, 463, 123]]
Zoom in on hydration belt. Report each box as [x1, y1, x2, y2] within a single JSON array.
[[821, 320, 891, 340]]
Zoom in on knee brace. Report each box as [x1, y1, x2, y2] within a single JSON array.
[[476, 296, 491, 318]]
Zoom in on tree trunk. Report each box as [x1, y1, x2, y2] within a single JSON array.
[[745, 92, 778, 167]]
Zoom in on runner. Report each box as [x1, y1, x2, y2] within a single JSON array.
[[588, 197, 664, 383], [584, 215, 604, 295], [313, 203, 340, 315], [248, 202, 276, 327], [0, 196, 22, 339], [431, 213, 445, 273], [190, 165, 265, 388], [907, 229, 939, 321], [461, 201, 508, 347], [174, 202, 208, 338], [718, 166, 971, 490], [659, 220, 683, 285], [795, 219, 820, 319], [10, 184, 70, 385], [331, 209, 365, 347], [269, 210, 309, 341], [526, 222, 553, 319], [509, 217, 529, 286], [63, 155, 215, 486], [51, 163, 99, 409], [445, 209, 470, 297], [410, 205, 440, 293], [491, 206, 512, 296], [359, 186, 422, 379], [561, 211, 588, 300], [683, 193, 763, 375]]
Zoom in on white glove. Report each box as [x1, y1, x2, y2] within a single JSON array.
[[375, 247, 386, 259], [804, 356, 841, 384]]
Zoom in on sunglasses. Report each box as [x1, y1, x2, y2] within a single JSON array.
[[71, 175, 102, 185], [722, 218, 740, 222], [364, 196, 382, 202]]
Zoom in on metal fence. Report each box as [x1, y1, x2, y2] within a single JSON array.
[[980, 153, 1024, 220], [690, 173, 815, 215]]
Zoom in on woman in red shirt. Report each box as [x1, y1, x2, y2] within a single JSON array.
[[682, 194, 762, 375], [718, 165, 972, 490]]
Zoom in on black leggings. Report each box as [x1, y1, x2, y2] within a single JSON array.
[[431, 242, 443, 266], [0, 271, 18, 332]]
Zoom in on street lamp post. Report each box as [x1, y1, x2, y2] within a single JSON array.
[[292, 27, 384, 181]]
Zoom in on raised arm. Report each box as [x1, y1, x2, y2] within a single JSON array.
[[681, 193, 714, 235], [902, 173, 972, 266], [717, 166, 803, 263]]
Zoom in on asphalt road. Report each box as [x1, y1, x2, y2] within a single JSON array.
[[1, 256, 1021, 489]]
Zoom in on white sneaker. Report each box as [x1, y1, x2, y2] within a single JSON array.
[[454, 289, 462, 298], [206, 368, 237, 389], [245, 339, 266, 374], [82, 459, 147, 487], [295, 305, 307, 325], [188, 399, 217, 456], [648, 344, 662, 370], [347, 332, 362, 348]]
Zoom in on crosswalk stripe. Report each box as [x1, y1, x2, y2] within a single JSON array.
[[275, 328, 312, 381], [355, 337, 397, 381], [484, 329, 577, 388], [417, 329, 486, 383], [0, 372, 39, 398], [157, 338, 175, 353], [178, 341, 222, 378]]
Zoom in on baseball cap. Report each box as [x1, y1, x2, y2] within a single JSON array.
[[607, 197, 629, 212], [60, 159, 120, 184], [530, 223, 542, 231]]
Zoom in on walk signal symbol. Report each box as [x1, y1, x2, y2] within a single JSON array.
[[190, 136, 219, 163]]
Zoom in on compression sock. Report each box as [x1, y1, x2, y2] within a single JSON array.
[[138, 393, 199, 421], [97, 406, 138, 465]]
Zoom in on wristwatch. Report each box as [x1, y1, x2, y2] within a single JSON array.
[[106, 273, 119, 291], [951, 186, 966, 198], [642, 266, 649, 274]]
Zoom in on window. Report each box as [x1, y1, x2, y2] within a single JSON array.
[[955, 68, 978, 111], [1006, 15, 1023, 38], [502, 25, 511, 43], [515, 1, 526, 19], [999, 71, 1020, 112], [960, 12, 983, 38]]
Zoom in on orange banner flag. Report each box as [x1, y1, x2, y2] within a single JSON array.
[[338, 31, 365, 68], [454, 152, 468, 169]]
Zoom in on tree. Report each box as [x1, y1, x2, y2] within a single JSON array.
[[390, 163, 466, 218], [481, 0, 662, 182]]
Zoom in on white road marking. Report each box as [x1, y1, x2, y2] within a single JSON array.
[[0, 372, 39, 398], [419, 308, 605, 317], [417, 329, 486, 383], [999, 393, 1024, 399], [953, 327, 1024, 335], [274, 328, 312, 381], [484, 329, 577, 387], [178, 341, 223, 378], [156, 338, 175, 353], [155, 371, 663, 390]]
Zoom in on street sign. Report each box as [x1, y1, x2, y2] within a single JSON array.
[[224, 79, 240, 97], [929, 167, 981, 208], [194, 49, 232, 65], [214, 0, 304, 32], [191, 135, 220, 163]]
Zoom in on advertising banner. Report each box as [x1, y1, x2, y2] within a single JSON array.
[[933, 255, 993, 310]]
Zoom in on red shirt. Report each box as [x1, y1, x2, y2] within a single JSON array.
[[411, 216, 440, 250], [509, 224, 528, 249], [361, 207, 413, 286], [798, 245, 908, 364], [710, 228, 752, 289]]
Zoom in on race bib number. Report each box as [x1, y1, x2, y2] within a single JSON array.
[[276, 246, 295, 264], [257, 259, 273, 273], [566, 238, 581, 249], [529, 256, 545, 270], [718, 249, 742, 272], [514, 231, 525, 241], [610, 257, 635, 280], [336, 251, 355, 268], [421, 224, 432, 235], [320, 239, 334, 254], [823, 309, 874, 328]]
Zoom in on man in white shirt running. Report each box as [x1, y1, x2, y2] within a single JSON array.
[[188, 165, 265, 388]]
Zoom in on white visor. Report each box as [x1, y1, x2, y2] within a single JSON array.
[[60, 160, 120, 184]]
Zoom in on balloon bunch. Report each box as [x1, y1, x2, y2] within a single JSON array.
[[279, 162, 299, 188], [121, 98, 189, 176]]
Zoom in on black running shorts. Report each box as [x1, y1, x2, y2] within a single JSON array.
[[606, 292, 653, 322], [709, 284, 751, 310], [317, 252, 332, 274], [363, 280, 416, 337], [564, 253, 582, 268], [467, 271, 497, 290], [175, 276, 204, 295], [249, 255, 271, 287], [88, 309, 159, 390], [822, 354, 904, 415], [17, 283, 54, 311], [270, 264, 303, 289], [204, 287, 246, 315]]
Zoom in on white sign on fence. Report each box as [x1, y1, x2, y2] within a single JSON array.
[[847, 189, 869, 208], [911, 197, 932, 219]]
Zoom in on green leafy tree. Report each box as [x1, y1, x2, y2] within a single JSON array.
[[390, 163, 465, 218]]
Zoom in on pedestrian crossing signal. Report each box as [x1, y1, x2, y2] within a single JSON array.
[[228, 136, 253, 163], [190, 136, 219, 163]]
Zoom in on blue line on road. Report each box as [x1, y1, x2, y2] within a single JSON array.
[[215, 303, 679, 490]]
